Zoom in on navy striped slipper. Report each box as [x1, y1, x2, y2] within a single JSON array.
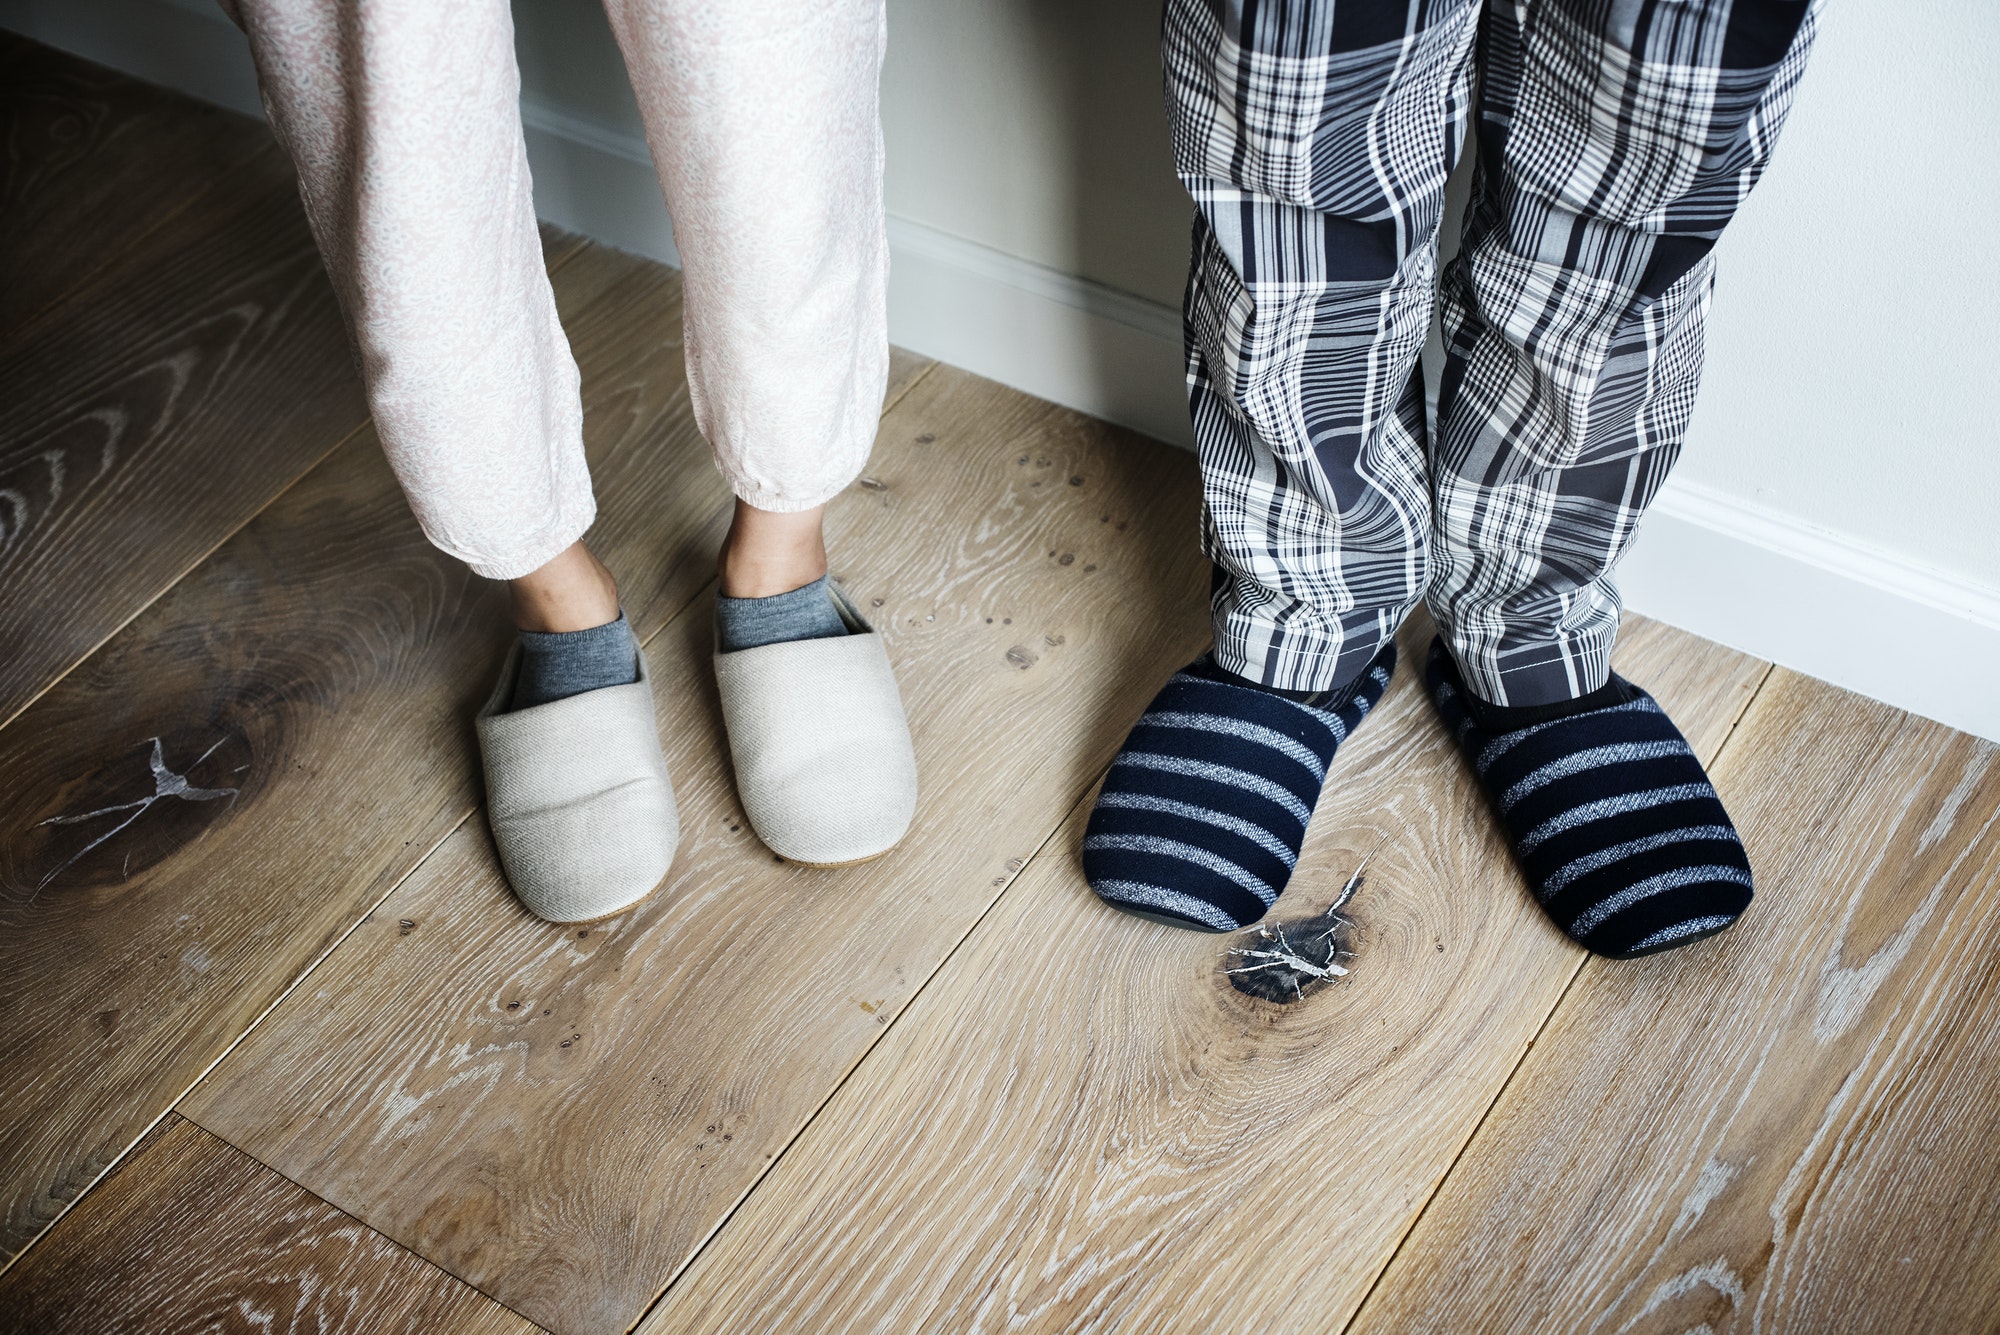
[[1082, 643, 1397, 931], [1425, 638, 1752, 958]]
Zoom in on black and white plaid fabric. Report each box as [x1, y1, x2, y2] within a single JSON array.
[[1167, 0, 1818, 704]]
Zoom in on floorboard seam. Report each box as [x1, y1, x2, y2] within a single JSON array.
[[543, 231, 595, 276], [880, 357, 940, 420], [0, 793, 477, 1285], [0, 412, 376, 736], [1335, 949, 1591, 1334], [158, 1113, 555, 1332], [623, 780, 1102, 1334], [1707, 661, 1779, 772]]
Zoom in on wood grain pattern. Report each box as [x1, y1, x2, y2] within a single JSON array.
[[0, 34, 276, 335], [636, 616, 1768, 1334], [0, 180, 594, 742], [182, 366, 1212, 1335], [0, 132, 363, 729], [0, 1115, 540, 1335], [1343, 674, 2000, 1335], [0, 244, 731, 1263]]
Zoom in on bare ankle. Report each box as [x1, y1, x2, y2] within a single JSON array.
[[718, 499, 828, 598], [509, 540, 621, 632]]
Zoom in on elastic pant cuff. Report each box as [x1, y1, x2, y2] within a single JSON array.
[[458, 494, 599, 581], [725, 474, 858, 515]]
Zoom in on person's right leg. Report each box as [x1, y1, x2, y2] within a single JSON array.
[[228, 0, 676, 920], [227, 0, 604, 598], [1083, 0, 1480, 930]]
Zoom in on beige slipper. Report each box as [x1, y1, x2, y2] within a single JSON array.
[[713, 579, 918, 865], [476, 630, 678, 922]]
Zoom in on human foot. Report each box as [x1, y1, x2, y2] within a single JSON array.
[[1425, 638, 1751, 957], [1082, 644, 1397, 931]]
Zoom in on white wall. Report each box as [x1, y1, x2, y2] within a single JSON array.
[[1689, 0, 2000, 585], [1615, 0, 2000, 742], [4, 0, 1997, 740], [879, 0, 1187, 307]]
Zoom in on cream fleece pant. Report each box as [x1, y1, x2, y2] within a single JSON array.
[[225, 0, 889, 579]]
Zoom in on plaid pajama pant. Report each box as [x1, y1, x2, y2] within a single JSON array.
[[1169, 0, 1818, 704]]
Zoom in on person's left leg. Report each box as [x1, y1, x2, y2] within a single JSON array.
[[1427, 0, 1820, 956], [1084, 0, 1482, 932], [602, 0, 886, 572], [603, 0, 915, 865]]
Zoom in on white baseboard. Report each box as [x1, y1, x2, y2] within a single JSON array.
[[884, 217, 1193, 449], [515, 93, 1199, 449], [7, 2, 1996, 742], [1621, 485, 2000, 742]]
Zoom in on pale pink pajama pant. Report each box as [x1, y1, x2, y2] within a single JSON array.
[[224, 0, 889, 579]]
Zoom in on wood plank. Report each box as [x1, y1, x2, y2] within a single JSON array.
[[635, 615, 1768, 1334], [0, 132, 363, 729], [1342, 676, 2000, 1335], [0, 33, 275, 335], [0, 243, 723, 1263], [0, 118, 592, 736], [0, 1115, 540, 1335], [181, 366, 1212, 1335], [882, 346, 935, 415]]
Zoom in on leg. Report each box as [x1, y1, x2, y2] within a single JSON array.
[[1427, 0, 1819, 954], [1430, 0, 1818, 704], [604, 0, 914, 866], [232, 0, 624, 651], [1181, 0, 1480, 693], [1084, 0, 1478, 932], [228, 0, 600, 590], [230, 0, 672, 922], [601, 0, 888, 597]]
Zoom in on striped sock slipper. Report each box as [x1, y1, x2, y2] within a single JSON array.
[[1082, 643, 1397, 931], [1424, 638, 1752, 958]]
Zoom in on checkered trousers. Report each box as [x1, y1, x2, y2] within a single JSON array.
[[1168, 0, 1818, 704]]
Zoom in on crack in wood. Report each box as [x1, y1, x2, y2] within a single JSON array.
[[1223, 836, 1383, 1003], [25, 734, 243, 894]]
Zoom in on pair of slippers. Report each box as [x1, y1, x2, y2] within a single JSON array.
[[473, 581, 918, 923]]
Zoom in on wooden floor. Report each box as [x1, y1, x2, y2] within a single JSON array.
[[3, 36, 1997, 1335]]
